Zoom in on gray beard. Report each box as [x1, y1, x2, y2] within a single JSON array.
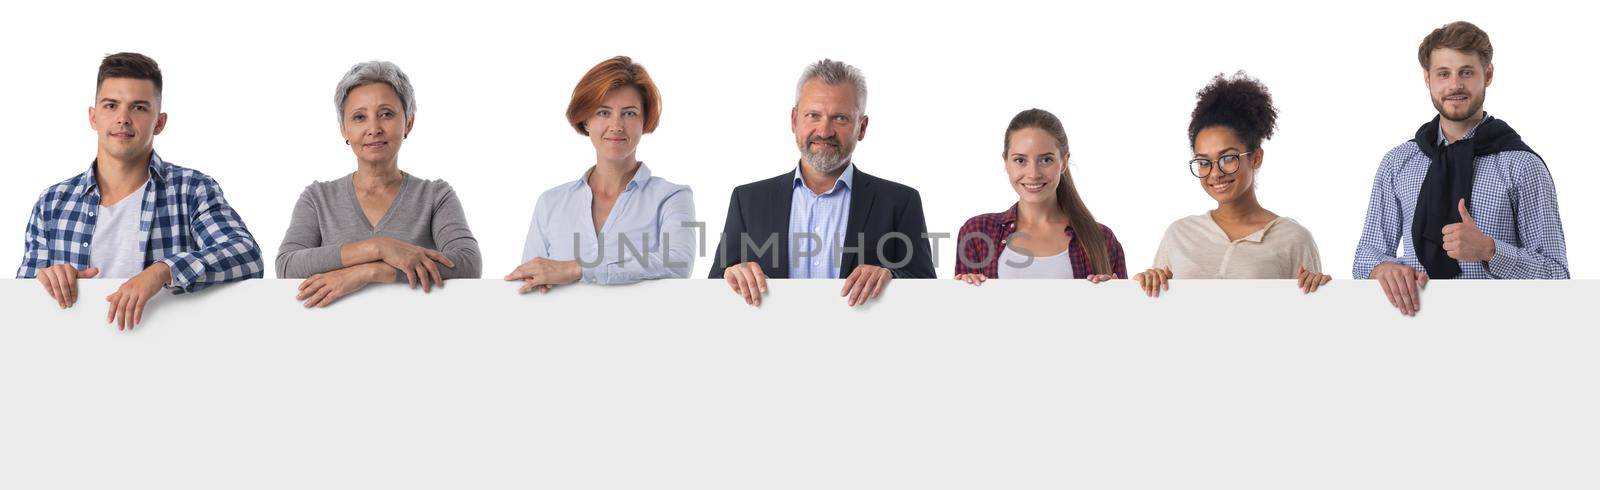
[[802, 149, 850, 174]]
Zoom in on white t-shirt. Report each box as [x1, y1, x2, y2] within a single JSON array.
[[89, 192, 148, 278]]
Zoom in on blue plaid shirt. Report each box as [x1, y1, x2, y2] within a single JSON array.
[[1353, 117, 1568, 279], [16, 153, 264, 292]]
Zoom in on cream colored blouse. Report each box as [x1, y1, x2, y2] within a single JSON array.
[[1152, 213, 1322, 279]]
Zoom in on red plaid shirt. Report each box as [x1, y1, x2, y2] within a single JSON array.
[[955, 204, 1128, 279]]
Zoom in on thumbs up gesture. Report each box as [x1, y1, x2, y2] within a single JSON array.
[[1442, 198, 1496, 262]]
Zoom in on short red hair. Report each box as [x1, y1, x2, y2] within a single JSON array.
[[567, 56, 661, 135]]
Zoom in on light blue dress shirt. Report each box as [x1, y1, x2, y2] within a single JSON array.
[[521, 162, 697, 284], [788, 164, 853, 279]]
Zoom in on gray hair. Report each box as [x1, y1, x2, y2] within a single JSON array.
[[794, 59, 867, 112], [334, 60, 416, 125]]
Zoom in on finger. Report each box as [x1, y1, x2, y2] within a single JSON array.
[[846, 276, 868, 307], [1389, 272, 1412, 315], [1414, 273, 1427, 315], [505, 265, 532, 281], [78, 266, 100, 278], [518, 279, 536, 294], [1458, 199, 1475, 227], [316, 287, 343, 308], [1378, 273, 1400, 309], [111, 293, 123, 330], [975, 274, 986, 284], [296, 278, 323, 301], [426, 249, 455, 268], [415, 264, 431, 292], [869, 272, 889, 299], [105, 291, 120, 324], [1417, 272, 1429, 290], [840, 268, 861, 296], [132, 294, 146, 328], [424, 260, 444, 289], [1399, 271, 1419, 316], [854, 276, 874, 306], [52, 268, 73, 308], [37, 273, 61, 308], [120, 293, 135, 331], [731, 269, 753, 306], [402, 266, 418, 289], [46, 269, 68, 309], [1381, 273, 1403, 310], [302, 285, 330, 308], [65, 269, 82, 307]]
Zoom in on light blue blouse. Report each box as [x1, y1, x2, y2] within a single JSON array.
[[521, 163, 696, 284]]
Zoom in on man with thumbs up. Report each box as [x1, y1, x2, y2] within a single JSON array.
[[15, 53, 264, 330], [1353, 21, 1569, 317]]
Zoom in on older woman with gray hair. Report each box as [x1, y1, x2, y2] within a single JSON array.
[[276, 60, 481, 307]]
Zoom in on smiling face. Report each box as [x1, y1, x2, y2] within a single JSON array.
[[584, 86, 645, 164], [89, 77, 166, 164], [1425, 47, 1492, 123], [1004, 127, 1066, 205], [791, 79, 866, 174], [1192, 126, 1261, 205], [341, 83, 413, 166]]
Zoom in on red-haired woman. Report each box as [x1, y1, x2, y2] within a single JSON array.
[[505, 56, 696, 293]]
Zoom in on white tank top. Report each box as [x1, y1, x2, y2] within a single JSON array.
[[997, 245, 1076, 279]]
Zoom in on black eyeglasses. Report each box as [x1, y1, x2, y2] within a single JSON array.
[[1189, 152, 1253, 178]]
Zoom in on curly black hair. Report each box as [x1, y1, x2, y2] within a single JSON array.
[[1187, 71, 1277, 151]]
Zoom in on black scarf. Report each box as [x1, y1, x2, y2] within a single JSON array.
[[1411, 115, 1535, 279]]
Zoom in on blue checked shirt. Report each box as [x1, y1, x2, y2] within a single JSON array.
[[789, 163, 853, 279], [1353, 118, 1568, 279], [16, 153, 265, 292]]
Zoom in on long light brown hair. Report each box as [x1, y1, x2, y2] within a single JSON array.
[[1003, 108, 1111, 275]]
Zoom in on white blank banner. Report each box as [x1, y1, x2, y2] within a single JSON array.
[[2, 279, 1596, 489]]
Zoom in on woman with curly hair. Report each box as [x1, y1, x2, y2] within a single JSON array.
[[1134, 72, 1331, 297]]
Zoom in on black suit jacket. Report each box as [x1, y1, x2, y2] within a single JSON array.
[[709, 167, 936, 279]]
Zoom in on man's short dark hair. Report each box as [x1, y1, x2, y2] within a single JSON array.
[[97, 52, 163, 96]]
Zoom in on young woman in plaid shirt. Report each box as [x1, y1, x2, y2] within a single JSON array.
[[953, 109, 1127, 285]]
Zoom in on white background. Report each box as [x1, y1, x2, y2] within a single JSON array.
[[1, 0, 1590, 279]]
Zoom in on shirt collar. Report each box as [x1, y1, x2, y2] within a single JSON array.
[[1437, 113, 1492, 145], [578, 161, 652, 192], [792, 161, 854, 195], [77, 151, 168, 193]]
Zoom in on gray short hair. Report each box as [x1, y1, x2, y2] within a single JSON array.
[[335, 60, 416, 125], [794, 59, 867, 112]]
